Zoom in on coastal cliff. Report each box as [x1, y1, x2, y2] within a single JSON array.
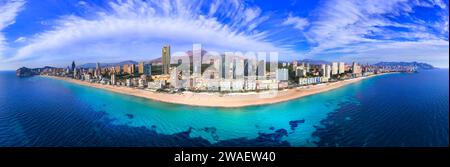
[[16, 66, 56, 77], [16, 67, 35, 77]]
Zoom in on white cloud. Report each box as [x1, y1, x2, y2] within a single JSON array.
[[0, 0, 25, 57], [244, 7, 261, 23], [282, 14, 309, 30], [320, 39, 449, 67], [78, 1, 87, 6], [303, 0, 449, 67], [6, 0, 295, 65], [13, 36, 26, 43]]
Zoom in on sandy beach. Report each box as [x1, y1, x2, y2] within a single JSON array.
[[46, 74, 386, 108]]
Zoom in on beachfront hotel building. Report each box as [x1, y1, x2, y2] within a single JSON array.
[[257, 60, 266, 79], [326, 65, 331, 79], [320, 64, 326, 77], [292, 60, 298, 69], [115, 65, 121, 74], [130, 64, 136, 76], [138, 62, 145, 75], [111, 74, 116, 85], [162, 45, 171, 75], [352, 62, 362, 74], [338, 62, 345, 74], [299, 76, 329, 86], [277, 68, 289, 81], [144, 63, 152, 76], [138, 62, 152, 76], [123, 64, 129, 74], [95, 62, 101, 78], [331, 62, 338, 75]]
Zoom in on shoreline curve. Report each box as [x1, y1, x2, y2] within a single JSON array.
[[44, 73, 392, 108]]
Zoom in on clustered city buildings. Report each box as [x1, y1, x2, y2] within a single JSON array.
[[36, 45, 417, 93]]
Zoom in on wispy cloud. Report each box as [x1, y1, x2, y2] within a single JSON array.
[[0, 0, 448, 69], [302, 0, 449, 66], [282, 14, 309, 30], [0, 0, 25, 58], [5, 0, 295, 65]]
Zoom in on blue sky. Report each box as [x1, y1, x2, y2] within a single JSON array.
[[0, 0, 448, 70]]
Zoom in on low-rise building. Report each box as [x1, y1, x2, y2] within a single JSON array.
[[148, 81, 165, 90], [231, 79, 244, 92], [220, 80, 232, 92], [244, 79, 256, 91]]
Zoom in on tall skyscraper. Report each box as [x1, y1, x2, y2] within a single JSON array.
[[244, 59, 249, 76], [162, 45, 171, 75], [130, 64, 136, 76], [257, 60, 265, 79], [306, 63, 310, 72], [331, 62, 338, 75], [123, 64, 129, 74], [71, 61, 76, 72], [326, 64, 331, 78], [352, 62, 361, 74], [95, 62, 101, 78], [111, 74, 116, 85], [115, 65, 121, 74], [138, 62, 145, 75], [144, 63, 152, 76], [338, 62, 345, 74], [73, 65, 77, 78], [277, 68, 289, 81], [292, 60, 298, 69], [321, 64, 326, 77]]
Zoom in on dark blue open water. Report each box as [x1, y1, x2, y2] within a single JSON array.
[[0, 69, 448, 147]]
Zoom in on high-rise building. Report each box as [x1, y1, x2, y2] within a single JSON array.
[[73, 68, 78, 78], [292, 60, 298, 69], [244, 59, 249, 76], [71, 61, 76, 72], [138, 62, 145, 75], [306, 63, 310, 72], [111, 74, 116, 85], [162, 45, 171, 75], [331, 62, 338, 75], [115, 65, 121, 74], [95, 62, 101, 78], [277, 68, 289, 81], [257, 60, 265, 79], [123, 64, 129, 74], [130, 64, 136, 76], [321, 64, 326, 77], [352, 62, 361, 74], [338, 62, 345, 74], [144, 63, 152, 76], [326, 64, 331, 78], [295, 67, 306, 77]]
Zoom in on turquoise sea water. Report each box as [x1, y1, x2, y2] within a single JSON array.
[[0, 69, 448, 146]]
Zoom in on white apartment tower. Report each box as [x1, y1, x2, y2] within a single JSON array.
[[338, 62, 345, 74], [326, 64, 331, 78], [321, 64, 326, 77], [331, 62, 338, 75]]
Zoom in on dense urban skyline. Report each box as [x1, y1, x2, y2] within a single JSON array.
[[0, 0, 449, 70]]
